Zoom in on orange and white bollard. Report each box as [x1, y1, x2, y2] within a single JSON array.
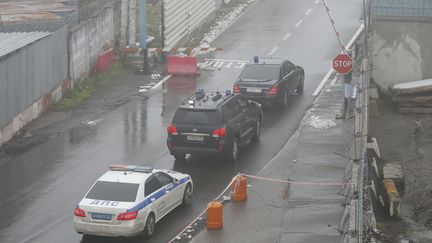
[[231, 175, 247, 202], [207, 201, 223, 229]]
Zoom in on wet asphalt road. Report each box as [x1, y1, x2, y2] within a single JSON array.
[[0, 0, 362, 242]]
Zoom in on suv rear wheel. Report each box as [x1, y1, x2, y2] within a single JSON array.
[[226, 137, 239, 162]]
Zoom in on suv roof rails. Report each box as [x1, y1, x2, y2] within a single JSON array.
[[180, 90, 234, 109]]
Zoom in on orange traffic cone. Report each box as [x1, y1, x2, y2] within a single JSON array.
[[207, 201, 223, 229], [231, 175, 247, 202]]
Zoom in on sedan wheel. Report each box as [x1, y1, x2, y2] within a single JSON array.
[[182, 184, 193, 207], [143, 214, 156, 238], [252, 120, 261, 142], [297, 75, 304, 94], [282, 89, 289, 107]]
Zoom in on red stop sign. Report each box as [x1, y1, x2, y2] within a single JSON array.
[[333, 54, 352, 74]]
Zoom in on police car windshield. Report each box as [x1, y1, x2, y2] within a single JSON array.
[[239, 65, 279, 81], [173, 109, 222, 125], [86, 181, 139, 202]]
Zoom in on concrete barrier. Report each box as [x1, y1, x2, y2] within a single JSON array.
[[167, 55, 199, 76]]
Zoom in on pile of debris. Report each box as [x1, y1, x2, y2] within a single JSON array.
[[391, 79, 432, 114]]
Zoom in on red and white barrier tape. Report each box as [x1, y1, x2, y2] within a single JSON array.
[[321, 0, 346, 53], [240, 173, 347, 186], [168, 176, 236, 243], [120, 47, 223, 53]]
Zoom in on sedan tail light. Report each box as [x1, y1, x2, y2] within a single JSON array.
[[117, 211, 138, 221], [268, 86, 279, 95], [167, 124, 178, 135], [233, 84, 240, 93], [74, 207, 86, 217], [212, 127, 226, 138]]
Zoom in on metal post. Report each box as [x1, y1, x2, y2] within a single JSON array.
[[160, 0, 166, 63], [139, 0, 149, 74]]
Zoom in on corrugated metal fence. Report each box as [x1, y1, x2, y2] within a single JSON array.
[[164, 0, 216, 48], [0, 26, 68, 128], [372, 0, 432, 17]]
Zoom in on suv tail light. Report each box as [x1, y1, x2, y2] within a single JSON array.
[[167, 124, 178, 135], [233, 84, 240, 93], [74, 207, 86, 217], [212, 127, 226, 138], [117, 211, 138, 221], [268, 85, 279, 95]]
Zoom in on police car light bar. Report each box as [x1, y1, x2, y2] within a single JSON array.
[[109, 165, 153, 173], [109, 164, 127, 171]]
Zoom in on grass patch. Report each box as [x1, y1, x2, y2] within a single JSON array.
[[54, 63, 124, 110]]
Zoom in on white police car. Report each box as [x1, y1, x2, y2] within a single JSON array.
[[73, 165, 193, 238]]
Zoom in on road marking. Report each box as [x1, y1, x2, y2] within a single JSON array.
[[268, 46, 279, 56], [282, 32, 292, 41], [330, 76, 337, 86], [313, 68, 334, 96], [312, 24, 364, 96], [202, 59, 249, 69], [151, 75, 172, 90], [204, 58, 248, 63], [345, 24, 365, 50], [294, 20, 303, 28], [315, 0, 320, 4], [305, 8, 313, 16]]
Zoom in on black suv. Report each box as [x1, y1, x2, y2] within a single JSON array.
[[167, 90, 263, 162], [233, 57, 304, 107]]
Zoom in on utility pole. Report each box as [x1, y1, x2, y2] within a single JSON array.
[[160, 0, 166, 63], [129, 0, 137, 46]]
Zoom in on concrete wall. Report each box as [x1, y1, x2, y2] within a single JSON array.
[[69, 6, 115, 83], [371, 19, 432, 93]]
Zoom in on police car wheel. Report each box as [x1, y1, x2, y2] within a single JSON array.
[[182, 184, 192, 207], [143, 213, 156, 238]]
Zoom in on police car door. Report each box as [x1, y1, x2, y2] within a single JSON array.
[[154, 172, 180, 214], [144, 175, 167, 221]]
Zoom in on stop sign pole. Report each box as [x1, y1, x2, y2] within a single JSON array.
[[333, 54, 353, 74]]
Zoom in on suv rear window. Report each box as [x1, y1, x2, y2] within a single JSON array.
[[86, 181, 139, 202], [239, 65, 280, 81], [173, 109, 222, 125]]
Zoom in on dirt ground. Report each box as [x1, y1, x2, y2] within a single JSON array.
[[369, 92, 432, 243]]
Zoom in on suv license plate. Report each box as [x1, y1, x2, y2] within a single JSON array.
[[187, 135, 204, 141], [92, 213, 112, 220], [247, 87, 261, 93]]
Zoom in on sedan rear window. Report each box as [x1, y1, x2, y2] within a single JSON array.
[[173, 109, 222, 125], [86, 181, 139, 202], [239, 65, 280, 81]]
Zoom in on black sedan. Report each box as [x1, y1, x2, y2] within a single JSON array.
[[233, 58, 305, 107]]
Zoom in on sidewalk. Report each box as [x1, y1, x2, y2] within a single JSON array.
[[191, 79, 347, 243]]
